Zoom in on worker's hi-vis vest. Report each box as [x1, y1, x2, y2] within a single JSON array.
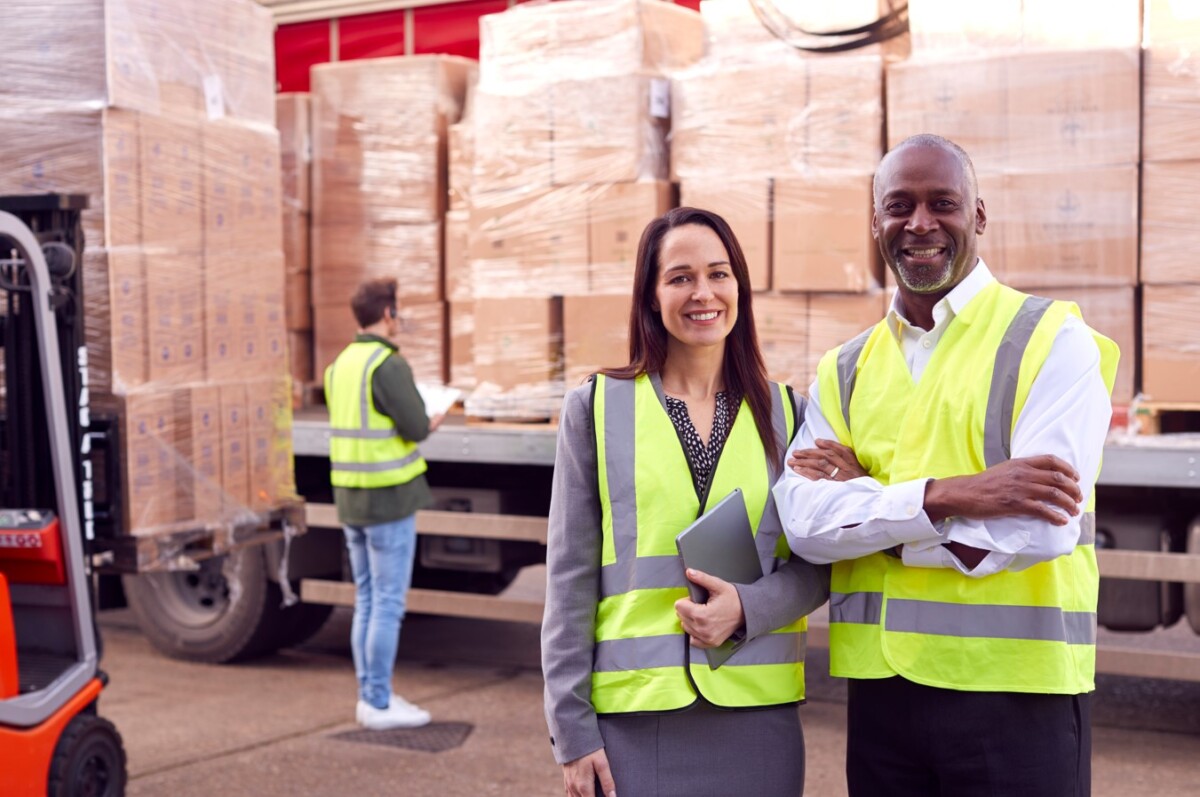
[[590, 373, 806, 714], [324, 341, 427, 489], [816, 281, 1119, 694]]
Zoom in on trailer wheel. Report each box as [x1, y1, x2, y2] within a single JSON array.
[[122, 544, 282, 663], [1185, 516, 1200, 635], [269, 583, 335, 650], [47, 713, 127, 797]]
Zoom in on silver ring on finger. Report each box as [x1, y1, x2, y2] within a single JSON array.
[[830, 466, 840, 479]]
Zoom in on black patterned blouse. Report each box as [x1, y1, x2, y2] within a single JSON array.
[[663, 391, 739, 495]]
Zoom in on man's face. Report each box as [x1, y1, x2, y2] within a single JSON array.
[[872, 144, 986, 295]]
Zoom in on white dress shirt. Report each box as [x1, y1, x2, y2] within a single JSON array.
[[772, 261, 1113, 577]]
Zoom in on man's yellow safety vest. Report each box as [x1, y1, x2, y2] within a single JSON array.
[[324, 341, 427, 489], [815, 281, 1119, 694], [590, 373, 807, 713]]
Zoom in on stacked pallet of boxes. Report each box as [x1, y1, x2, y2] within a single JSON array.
[[465, 0, 703, 416], [0, 0, 296, 565], [277, 93, 314, 404], [446, 83, 476, 390], [890, 0, 1141, 404], [1140, 0, 1200, 402], [309, 56, 474, 390], [671, 0, 893, 392]]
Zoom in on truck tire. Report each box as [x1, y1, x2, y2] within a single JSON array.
[[47, 713, 127, 797], [1185, 516, 1200, 635], [269, 585, 335, 650], [122, 544, 282, 663]]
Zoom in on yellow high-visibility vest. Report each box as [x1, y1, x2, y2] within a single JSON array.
[[590, 373, 807, 713], [324, 341, 427, 489], [815, 281, 1119, 694]]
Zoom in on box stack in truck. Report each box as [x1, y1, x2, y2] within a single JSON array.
[[278, 92, 314, 406], [1140, 0, 1200, 403], [463, 0, 702, 417], [671, 0, 892, 392], [309, 56, 475, 389], [889, 0, 1142, 404], [446, 92, 476, 390], [0, 0, 296, 563]]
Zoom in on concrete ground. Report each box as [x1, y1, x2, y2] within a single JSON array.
[[95, 604, 1200, 797]]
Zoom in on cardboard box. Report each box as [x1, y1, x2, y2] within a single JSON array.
[[563, 295, 631, 386], [219, 382, 249, 511], [449, 121, 473, 211], [288, 330, 314, 388], [679, 178, 770, 291], [588, 180, 673, 294], [123, 389, 177, 533], [754, 293, 810, 392], [1141, 160, 1200, 285], [471, 90, 552, 193], [312, 221, 443, 306], [448, 300, 476, 389], [277, 92, 312, 213], [1143, 45, 1200, 162], [445, 209, 471, 302], [146, 250, 205, 385], [468, 188, 589, 297], [793, 55, 884, 174], [1142, 285, 1200, 403], [472, 296, 563, 389], [806, 292, 888, 388], [551, 75, 670, 185], [203, 119, 284, 253], [140, 115, 202, 251], [773, 175, 879, 293], [999, 166, 1138, 289], [175, 386, 222, 523], [1039, 287, 1136, 404], [282, 208, 310, 277], [204, 255, 240, 381], [107, 250, 149, 392]]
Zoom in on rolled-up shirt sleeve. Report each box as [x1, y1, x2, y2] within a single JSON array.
[[772, 382, 945, 564]]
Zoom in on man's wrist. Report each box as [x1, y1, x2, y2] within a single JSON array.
[[923, 477, 956, 524]]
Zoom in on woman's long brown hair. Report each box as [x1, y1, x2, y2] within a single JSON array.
[[601, 207, 782, 468]]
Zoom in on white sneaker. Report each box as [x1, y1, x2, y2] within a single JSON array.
[[356, 696, 431, 730]]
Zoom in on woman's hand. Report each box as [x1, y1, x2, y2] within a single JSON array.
[[675, 569, 745, 648], [788, 438, 867, 482], [562, 748, 617, 797]]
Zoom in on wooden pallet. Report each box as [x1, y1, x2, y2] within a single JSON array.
[[1131, 402, 1200, 435]]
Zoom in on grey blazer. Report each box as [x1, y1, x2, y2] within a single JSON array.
[[540, 379, 831, 765]]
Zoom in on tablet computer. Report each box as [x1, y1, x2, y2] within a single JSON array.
[[675, 488, 765, 669]]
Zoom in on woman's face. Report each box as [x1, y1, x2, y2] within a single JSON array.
[[653, 224, 739, 353]]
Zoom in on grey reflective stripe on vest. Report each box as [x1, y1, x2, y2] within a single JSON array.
[[984, 295, 1053, 467], [330, 449, 424, 472], [1078, 512, 1096, 545], [593, 632, 806, 672], [837, 327, 874, 431], [885, 598, 1096, 645], [830, 591, 1096, 644], [600, 377, 646, 598], [829, 591, 883, 625], [330, 427, 400, 440]]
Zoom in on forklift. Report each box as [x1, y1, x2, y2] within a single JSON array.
[[0, 195, 126, 796]]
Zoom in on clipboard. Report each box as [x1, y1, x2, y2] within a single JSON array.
[[674, 488, 765, 669]]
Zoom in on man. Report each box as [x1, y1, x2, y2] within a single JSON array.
[[325, 277, 443, 730], [773, 134, 1118, 796]]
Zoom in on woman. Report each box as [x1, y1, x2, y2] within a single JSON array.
[[541, 207, 830, 797]]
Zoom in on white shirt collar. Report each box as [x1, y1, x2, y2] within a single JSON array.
[[887, 259, 995, 338]]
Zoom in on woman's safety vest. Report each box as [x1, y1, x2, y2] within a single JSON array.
[[324, 341, 427, 489], [815, 281, 1119, 694], [590, 373, 807, 714]]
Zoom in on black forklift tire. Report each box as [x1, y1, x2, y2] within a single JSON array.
[[122, 544, 283, 663], [1185, 516, 1200, 635], [47, 713, 127, 797]]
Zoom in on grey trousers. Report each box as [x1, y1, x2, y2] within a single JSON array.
[[597, 701, 806, 797]]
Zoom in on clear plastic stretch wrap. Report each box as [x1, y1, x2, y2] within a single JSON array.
[[0, 0, 296, 557], [459, 0, 703, 418], [310, 55, 475, 389]]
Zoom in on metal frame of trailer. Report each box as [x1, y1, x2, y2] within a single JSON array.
[[292, 410, 1200, 680]]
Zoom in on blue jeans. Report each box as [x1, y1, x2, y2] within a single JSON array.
[[343, 515, 417, 709]]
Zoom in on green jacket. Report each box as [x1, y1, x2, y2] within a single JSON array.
[[331, 334, 433, 526]]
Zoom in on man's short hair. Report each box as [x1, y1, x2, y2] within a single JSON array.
[[873, 133, 979, 206], [350, 277, 398, 328]]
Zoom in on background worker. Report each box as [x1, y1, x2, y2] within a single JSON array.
[[325, 277, 443, 731], [542, 208, 829, 797], [774, 134, 1118, 796]]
